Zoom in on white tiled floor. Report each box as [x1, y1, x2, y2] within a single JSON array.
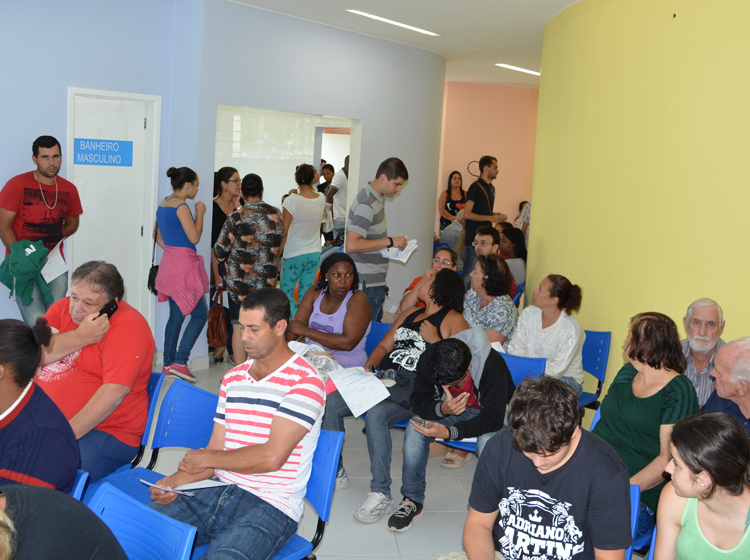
[[150, 360, 477, 560]]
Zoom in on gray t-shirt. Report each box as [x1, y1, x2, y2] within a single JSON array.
[[346, 183, 388, 287]]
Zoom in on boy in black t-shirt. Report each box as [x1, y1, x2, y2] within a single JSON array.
[[438, 377, 631, 560]]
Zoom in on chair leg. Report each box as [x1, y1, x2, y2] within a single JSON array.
[[310, 518, 326, 551]]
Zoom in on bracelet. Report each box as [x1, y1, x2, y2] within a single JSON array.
[[388, 237, 393, 248]]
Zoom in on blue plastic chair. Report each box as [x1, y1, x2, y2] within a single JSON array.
[[502, 354, 546, 388], [83, 380, 219, 504], [578, 330, 612, 410], [589, 407, 602, 431], [87, 482, 196, 560], [645, 527, 656, 560], [130, 371, 166, 469], [364, 321, 391, 357], [626, 485, 641, 560], [512, 283, 524, 307], [441, 354, 546, 454], [69, 469, 89, 500], [190, 430, 345, 560]]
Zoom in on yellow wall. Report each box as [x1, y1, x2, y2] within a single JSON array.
[[532, 0, 750, 406]]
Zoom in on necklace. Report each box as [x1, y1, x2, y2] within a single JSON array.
[[36, 172, 58, 210]]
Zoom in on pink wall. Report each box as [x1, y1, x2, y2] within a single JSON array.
[[437, 82, 539, 230]]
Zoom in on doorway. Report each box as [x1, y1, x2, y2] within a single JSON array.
[[67, 87, 161, 326]]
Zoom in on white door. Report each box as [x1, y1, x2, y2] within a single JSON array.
[[68, 90, 160, 325]]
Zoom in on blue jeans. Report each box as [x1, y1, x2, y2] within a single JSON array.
[[151, 484, 297, 560], [400, 409, 497, 504], [17, 272, 68, 325], [462, 245, 477, 289], [163, 295, 208, 366], [559, 375, 583, 396], [322, 389, 413, 496], [362, 283, 386, 322], [280, 252, 320, 317], [78, 429, 139, 482]]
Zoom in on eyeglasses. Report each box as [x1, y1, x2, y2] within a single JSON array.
[[432, 258, 453, 266], [473, 241, 491, 247], [310, 321, 334, 334], [228, 178, 241, 184]]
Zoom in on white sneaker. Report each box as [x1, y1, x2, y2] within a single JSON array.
[[335, 467, 350, 490], [354, 492, 393, 523]]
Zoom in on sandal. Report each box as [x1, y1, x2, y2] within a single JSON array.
[[441, 449, 473, 469]]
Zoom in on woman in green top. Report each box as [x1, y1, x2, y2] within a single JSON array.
[[593, 312, 699, 538], [656, 412, 750, 559]]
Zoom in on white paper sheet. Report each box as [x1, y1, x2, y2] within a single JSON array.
[[140, 477, 230, 497], [380, 239, 418, 264], [41, 238, 68, 283], [327, 367, 390, 418]]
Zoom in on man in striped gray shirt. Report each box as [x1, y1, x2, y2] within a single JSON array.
[[681, 297, 725, 406], [345, 158, 408, 321]]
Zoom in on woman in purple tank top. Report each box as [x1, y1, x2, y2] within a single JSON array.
[[287, 253, 371, 368]]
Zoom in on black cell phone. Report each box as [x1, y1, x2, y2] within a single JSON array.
[[98, 299, 118, 319], [412, 417, 427, 426]]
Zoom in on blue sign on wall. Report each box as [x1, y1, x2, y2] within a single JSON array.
[[74, 138, 133, 167]]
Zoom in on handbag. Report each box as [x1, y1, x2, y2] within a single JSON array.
[[207, 287, 229, 348], [147, 222, 159, 296]]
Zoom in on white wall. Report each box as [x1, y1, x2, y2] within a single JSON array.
[[1, 0, 446, 358]]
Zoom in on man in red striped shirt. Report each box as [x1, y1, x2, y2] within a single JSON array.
[[150, 288, 326, 558]]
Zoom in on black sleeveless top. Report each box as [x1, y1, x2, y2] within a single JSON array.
[[380, 306, 452, 372], [440, 190, 467, 230]]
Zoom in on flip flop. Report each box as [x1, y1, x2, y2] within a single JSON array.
[[441, 449, 473, 469]]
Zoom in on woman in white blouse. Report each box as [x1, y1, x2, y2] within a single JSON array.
[[507, 274, 585, 395], [279, 163, 326, 317]]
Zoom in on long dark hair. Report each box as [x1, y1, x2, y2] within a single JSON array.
[[0, 318, 53, 387], [671, 412, 750, 499], [627, 312, 686, 373], [213, 167, 238, 198], [446, 170, 462, 191]]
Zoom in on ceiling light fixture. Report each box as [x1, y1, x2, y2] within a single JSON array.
[[347, 9, 440, 37], [495, 63, 540, 76]]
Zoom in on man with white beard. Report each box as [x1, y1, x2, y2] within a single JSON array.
[[681, 298, 725, 406]]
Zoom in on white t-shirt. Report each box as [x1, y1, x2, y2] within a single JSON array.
[[282, 192, 326, 258], [330, 169, 348, 223]]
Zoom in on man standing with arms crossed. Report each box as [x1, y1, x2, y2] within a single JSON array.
[[462, 156, 506, 286], [0, 136, 83, 324], [346, 157, 408, 322]]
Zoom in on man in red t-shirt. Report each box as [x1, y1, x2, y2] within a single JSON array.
[[35, 261, 154, 481], [0, 136, 83, 324]]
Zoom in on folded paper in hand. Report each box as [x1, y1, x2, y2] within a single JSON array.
[[380, 239, 418, 264]]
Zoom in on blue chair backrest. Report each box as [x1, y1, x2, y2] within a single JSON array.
[[502, 354, 546, 388], [365, 321, 391, 357], [305, 430, 345, 521], [589, 407, 602, 431], [645, 527, 656, 560], [582, 331, 611, 384], [625, 484, 641, 560], [87, 482, 196, 560], [130, 372, 166, 468], [150, 380, 219, 452], [69, 469, 89, 500], [512, 283, 525, 307]]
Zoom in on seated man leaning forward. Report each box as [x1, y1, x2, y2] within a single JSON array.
[[149, 288, 326, 560], [387, 329, 515, 532], [35, 261, 154, 481], [438, 377, 632, 560]]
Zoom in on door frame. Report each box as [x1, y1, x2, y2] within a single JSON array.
[[66, 86, 162, 329]]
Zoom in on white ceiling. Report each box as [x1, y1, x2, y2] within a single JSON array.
[[231, 0, 578, 88]]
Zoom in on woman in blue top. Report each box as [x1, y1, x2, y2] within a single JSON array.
[[154, 166, 208, 382]]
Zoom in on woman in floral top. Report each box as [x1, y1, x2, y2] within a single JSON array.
[[464, 254, 518, 348], [213, 173, 284, 363]]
